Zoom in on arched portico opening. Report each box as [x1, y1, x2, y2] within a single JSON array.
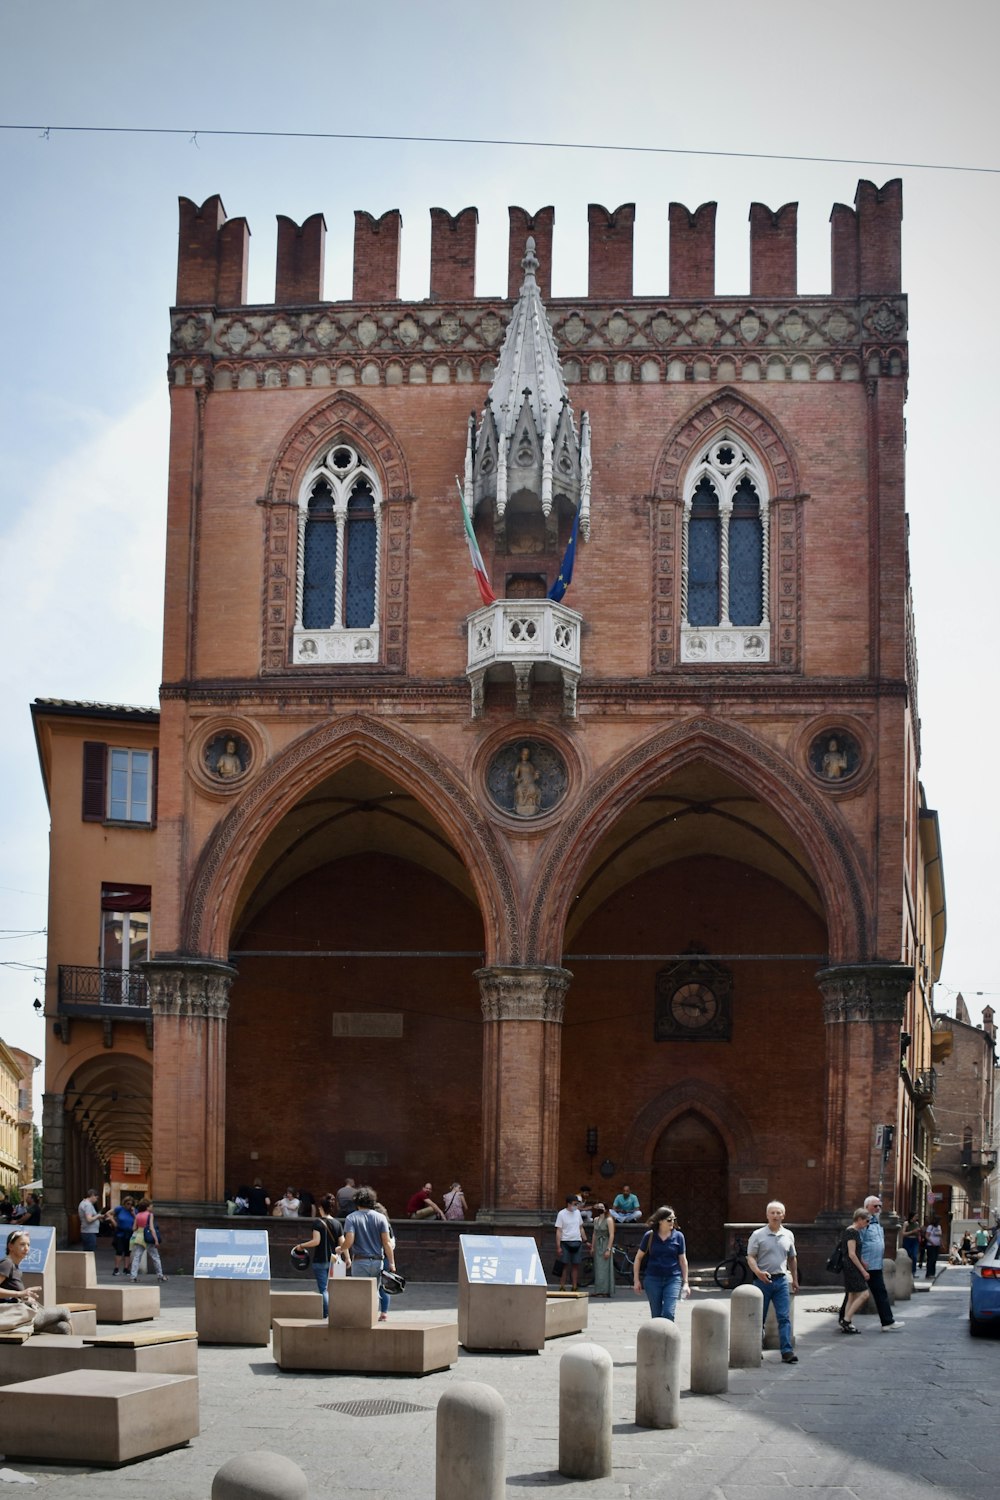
[[549, 746, 839, 1241], [220, 756, 489, 1216]]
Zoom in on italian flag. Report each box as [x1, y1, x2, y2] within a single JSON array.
[[458, 480, 496, 606]]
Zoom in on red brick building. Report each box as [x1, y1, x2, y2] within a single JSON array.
[[37, 181, 945, 1268]]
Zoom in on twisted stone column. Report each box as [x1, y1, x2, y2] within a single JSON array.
[[144, 957, 237, 1211], [476, 965, 571, 1219], [815, 963, 912, 1217]]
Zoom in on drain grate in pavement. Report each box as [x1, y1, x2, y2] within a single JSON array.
[[319, 1398, 431, 1418]]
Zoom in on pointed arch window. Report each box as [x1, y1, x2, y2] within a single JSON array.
[[293, 444, 382, 665], [681, 436, 770, 664]]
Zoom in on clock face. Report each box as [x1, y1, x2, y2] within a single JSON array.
[[670, 982, 718, 1029]]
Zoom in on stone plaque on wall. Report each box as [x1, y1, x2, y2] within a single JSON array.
[[331, 1013, 403, 1037]]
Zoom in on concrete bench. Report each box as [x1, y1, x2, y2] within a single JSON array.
[[0, 1369, 199, 1465], [195, 1278, 270, 1345], [545, 1291, 589, 1339], [56, 1252, 160, 1324], [270, 1288, 323, 1324], [65, 1303, 98, 1335], [272, 1276, 458, 1375], [0, 1331, 197, 1384]]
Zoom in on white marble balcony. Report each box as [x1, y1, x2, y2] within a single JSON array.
[[466, 600, 582, 718]]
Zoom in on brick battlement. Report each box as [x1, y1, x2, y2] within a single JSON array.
[[175, 180, 903, 311]]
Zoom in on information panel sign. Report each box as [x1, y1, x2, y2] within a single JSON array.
[[459, 1234, 544, 1286], [194, 1227, 270, 1279], [17, 1225, 54, 1275]]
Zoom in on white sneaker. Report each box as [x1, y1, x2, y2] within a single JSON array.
[[882, 1320, 905, 1331]]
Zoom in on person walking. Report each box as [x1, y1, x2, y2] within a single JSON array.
[[342, 1187, 396, 1295], [129, 1198, 167, 1281], [839, 1207, 872, 1333], [292, 1194, 344, 1317], [840, 1195, 903, 1330], [632, 1205, 690, 1319], [109, 1195, 135, 1276], [901, 1214, 920, 1272], [746, 1200, 800, 1363], [924, 1218, 942, 1278]]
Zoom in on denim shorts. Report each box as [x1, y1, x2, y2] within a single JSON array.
[[560, 1241, 584, 1265]]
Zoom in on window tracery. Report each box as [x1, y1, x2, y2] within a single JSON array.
[[293, 443, 382, 665], [680, 435, 770, 664]]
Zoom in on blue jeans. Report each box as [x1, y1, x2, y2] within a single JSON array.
[[755, 1273, 792, 1354], [80, 1232, 98, 1255], [644, 1272, 682, 1321], [312, 1261, 329, 1317]]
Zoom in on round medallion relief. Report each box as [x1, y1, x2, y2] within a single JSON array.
[[204, 731, 252, 784], [808, 729, 861, 784], [486, 740, 567, 820]]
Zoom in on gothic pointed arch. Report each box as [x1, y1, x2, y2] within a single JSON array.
[[526, 716, 869, 964], [181, 714, 521, 965], [623, 1079, 758, 1176], [649, 388, 803, 672], [262, 392, 412, 673]]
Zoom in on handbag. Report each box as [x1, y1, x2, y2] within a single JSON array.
[[826, 1234, 845, 1274], [551, 1257, 565, 1277]]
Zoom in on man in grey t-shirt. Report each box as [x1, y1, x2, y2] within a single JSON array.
[[746, 1200, 799, 1363]]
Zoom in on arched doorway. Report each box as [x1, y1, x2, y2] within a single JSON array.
[[650, 1111, 728, 1263]]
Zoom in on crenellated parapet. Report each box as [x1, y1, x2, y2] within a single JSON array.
[[169, 184, 906, 390]]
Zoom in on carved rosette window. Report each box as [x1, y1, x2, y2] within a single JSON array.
[[680, 436, 771, 664], [293, 444, 383, 665]]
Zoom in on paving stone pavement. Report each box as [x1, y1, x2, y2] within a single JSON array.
[[0, 1266, 994, 1497]]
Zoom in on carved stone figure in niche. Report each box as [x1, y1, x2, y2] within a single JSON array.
[[809, 729, 860, 784], [513, 746, 542, 818], [206, 732, 250, 782], [486, 740, 567, 819]]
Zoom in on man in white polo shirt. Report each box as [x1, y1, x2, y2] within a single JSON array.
[[746, 1199, 799, 1364]]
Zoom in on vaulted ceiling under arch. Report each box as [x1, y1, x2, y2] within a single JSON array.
[[564, 762, 825, 948]]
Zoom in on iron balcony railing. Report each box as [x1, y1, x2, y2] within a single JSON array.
[[912, 1068, 937, 1102], [58, 965, 150, 1012]]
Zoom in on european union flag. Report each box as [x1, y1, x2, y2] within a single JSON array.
[[548, 503, 581, 602]]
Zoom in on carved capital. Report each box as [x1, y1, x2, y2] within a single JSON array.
[[816, 963, 913, 1025], [143, 957, 238, 1021], [476, 965, 572, 1023]]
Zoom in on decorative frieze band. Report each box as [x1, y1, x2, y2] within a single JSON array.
[[815, 963, 914, 1025], [169, 297, 906, 390], [143, 958, 238, 1020], [476, 965, 572, 1023]]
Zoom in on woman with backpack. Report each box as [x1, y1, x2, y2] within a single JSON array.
[[128, 1198, 167, 1282], [839, 1207, 872, 1333]]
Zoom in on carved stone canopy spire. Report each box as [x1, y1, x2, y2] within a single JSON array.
[[466, 237, 591, 545]]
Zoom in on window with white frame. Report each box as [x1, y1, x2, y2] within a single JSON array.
[[82, 744, 156, 824], [292, 443, 382, 665], [680, 435, 771, 664], [100, 884, 151, 1006]]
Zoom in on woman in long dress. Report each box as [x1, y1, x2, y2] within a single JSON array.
[[591, 1203, 616, 1297]]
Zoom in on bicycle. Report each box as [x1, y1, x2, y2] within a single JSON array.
[[714, 1234, 750, 1290]]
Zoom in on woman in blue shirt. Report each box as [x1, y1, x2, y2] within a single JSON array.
[[632, 1205, 691, 1321]]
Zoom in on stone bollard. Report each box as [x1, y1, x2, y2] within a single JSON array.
[[894, 1249, 914, 1301], [559, 1344, 613, 1479], [635, 1318, 682, 1429], [763, 1291, 796, 1348], [729, 1283, 764, 1368], [690, 1302, 729, 1394], [436, 1382, 505, 1500], [213, 1451, 309, 1500]]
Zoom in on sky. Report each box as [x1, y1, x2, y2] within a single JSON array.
[[2, 0, 998, 1099]]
